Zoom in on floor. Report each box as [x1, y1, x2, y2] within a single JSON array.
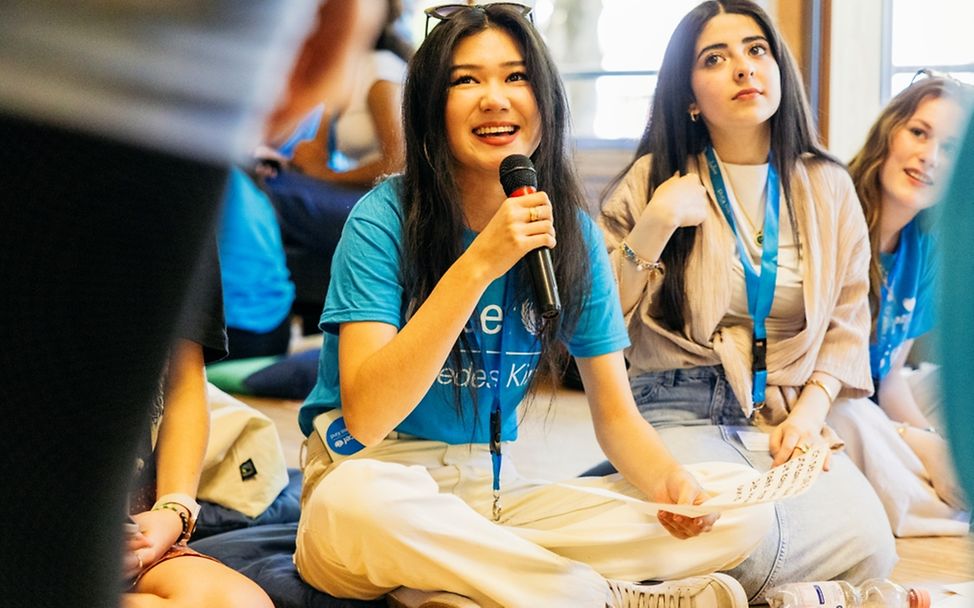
[[239, 380, 973, 606]]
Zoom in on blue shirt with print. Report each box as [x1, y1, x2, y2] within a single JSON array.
[[871, 216, 937, 381], [297, 177, 629, 443]]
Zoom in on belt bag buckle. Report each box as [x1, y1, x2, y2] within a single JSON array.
[[312, 409, 368, 464]]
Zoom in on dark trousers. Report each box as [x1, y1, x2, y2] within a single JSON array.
[[226, 315, 292, 360], [263, 170, 364, 334], [0, 113, 228, 608]]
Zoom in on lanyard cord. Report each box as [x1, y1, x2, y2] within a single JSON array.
[[704, 146, 781, 409], [467, 274, 510, 521]]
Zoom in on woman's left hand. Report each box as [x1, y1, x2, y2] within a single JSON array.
[[767, 385, 831, 470], [126, 508, 184, 575], [648, 464, 719, 539]]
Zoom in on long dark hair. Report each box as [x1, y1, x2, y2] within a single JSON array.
[[401, 5, 590, 415], [602, 0, 834, 332], [848, 76, 965, 336]]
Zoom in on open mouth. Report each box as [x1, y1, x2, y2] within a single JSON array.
[[904, 168, 933, 186], [473, 124, 519, 138]]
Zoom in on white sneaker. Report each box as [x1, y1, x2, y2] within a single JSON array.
[[606, 573, 748, 608]]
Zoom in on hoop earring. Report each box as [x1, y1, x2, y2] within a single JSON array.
[[689, 111, 700, 123]]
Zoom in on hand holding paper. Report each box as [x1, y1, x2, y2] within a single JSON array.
[[562, 446, 829, 518]]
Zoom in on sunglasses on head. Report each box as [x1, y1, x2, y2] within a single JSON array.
[[424, 3, 534, 37], [910, 68, 962, 86]]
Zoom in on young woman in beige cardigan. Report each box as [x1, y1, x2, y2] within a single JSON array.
[[596, 0, 896, 602]]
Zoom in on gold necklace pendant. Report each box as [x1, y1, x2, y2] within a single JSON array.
[[755, 231, 764, 247]]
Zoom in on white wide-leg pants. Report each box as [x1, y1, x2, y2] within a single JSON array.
[[294, 432, 772, 608]]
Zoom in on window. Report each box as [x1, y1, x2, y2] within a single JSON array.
[[539, 0, 704, 142], [411, 0, 715, 143], [884, 0, 974, 99]]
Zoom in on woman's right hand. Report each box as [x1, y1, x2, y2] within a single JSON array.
[[899, 426, 968, 510], [123, 509, 184, 579], [641, 171, 709, 230], [463, 191, 556, 281], [122, 527, 153, 579]]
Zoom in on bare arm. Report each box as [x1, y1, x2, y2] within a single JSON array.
[[264, 0, 386, 142], [602, 165, 708, 315], [576, 352, 718, 539], [291, 80, 405, 188], [322, 80, 405, 187], [768, 371, 840, 468], [126, 339, 210, 569], [877, 340, 934, 428], [155, 339, 209, 499], [289, 108, 335, 178]]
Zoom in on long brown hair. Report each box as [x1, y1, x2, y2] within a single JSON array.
[[848, 76, 962, 336]]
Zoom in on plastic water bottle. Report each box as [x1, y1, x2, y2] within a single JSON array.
[[766, 579, 930, 608], [860, 580, 930, 608]]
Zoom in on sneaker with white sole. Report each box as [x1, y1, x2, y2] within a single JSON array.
[[606, 573, 748, 608]]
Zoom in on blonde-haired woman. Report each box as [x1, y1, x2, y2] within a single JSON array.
[[827, 73, 971, 536]]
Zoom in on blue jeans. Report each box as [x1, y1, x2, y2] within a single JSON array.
[[629, 366, 896, 602]]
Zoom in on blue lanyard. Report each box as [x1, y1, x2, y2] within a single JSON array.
[[704, 147, 781, 409], [466, 274, 511, 521]]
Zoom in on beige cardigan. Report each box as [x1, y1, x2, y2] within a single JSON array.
[[599, 153, 873, 425]]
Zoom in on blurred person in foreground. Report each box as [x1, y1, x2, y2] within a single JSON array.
[[0, 1, 387, 606], [930, 85, 974, 527]]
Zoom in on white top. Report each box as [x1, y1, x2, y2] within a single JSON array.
[[332, 50, 407, 167], [717, 159, 806, 341], [0, 1, 318, 163]]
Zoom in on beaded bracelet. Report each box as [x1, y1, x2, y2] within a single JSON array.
[[621, 241, 664, 275], [152, 502, 193, 543]]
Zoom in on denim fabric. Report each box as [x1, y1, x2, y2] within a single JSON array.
[[631, 366, 898, 602]]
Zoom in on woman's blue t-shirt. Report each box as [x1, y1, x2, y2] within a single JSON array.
[[297, 177, 629, 443], [871, 216, 937, 381]]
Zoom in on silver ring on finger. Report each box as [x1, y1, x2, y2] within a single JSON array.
[[135, 550, 144, 570]]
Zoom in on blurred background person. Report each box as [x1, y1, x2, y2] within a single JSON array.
[[263, 0, 414, 334]]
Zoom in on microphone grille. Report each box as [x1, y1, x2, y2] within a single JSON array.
[[499, 154, 537, 196]]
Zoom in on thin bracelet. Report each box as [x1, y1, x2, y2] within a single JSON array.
[[803, 378, 836, 402], [621, 241, 664, 274], [896, 423, 938, 436]]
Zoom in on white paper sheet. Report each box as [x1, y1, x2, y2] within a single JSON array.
[[559, 446, 828, 518]]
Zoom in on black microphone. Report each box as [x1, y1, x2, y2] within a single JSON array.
[[499, 154, 561, 319]]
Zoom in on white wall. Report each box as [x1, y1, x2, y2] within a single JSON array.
[[828, 0, 885, 161]]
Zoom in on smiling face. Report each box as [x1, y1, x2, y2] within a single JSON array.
[[880, 95, 964, 214], [444, 27, 542, 185], [689, 12, 781, 141]]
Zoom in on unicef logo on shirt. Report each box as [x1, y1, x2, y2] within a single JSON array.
[[325, 416, 365, 456], [520, 300, 542, 336]]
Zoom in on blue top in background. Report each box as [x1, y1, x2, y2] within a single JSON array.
[[218, 168, 295, 333]]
